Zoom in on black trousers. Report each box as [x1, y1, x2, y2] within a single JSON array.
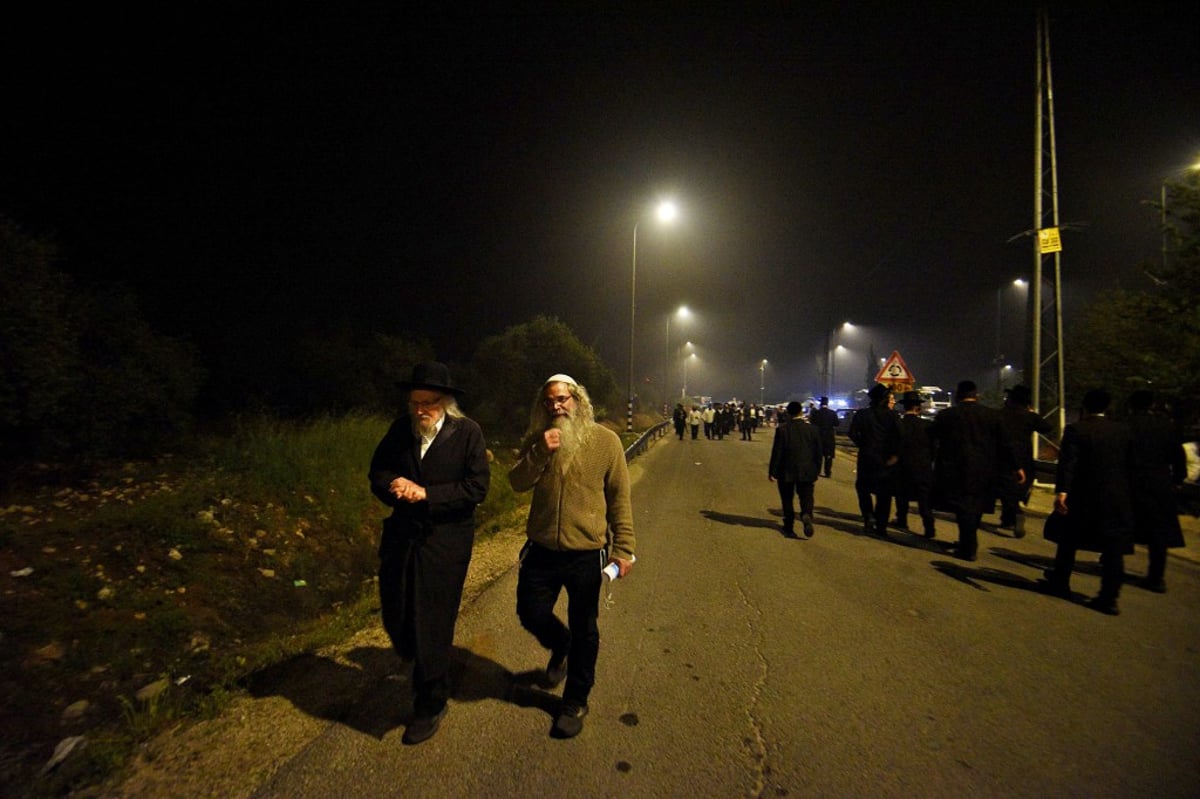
[[1052, 536, 1125, 601], [954, 511, 983, 558], [895, 480, 935, 534], [855, 483, 891, 532], [516, 544, 604, 707], [776, 480, 815, 532]]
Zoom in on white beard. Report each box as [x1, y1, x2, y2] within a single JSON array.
[[551, 413, 592, 474]]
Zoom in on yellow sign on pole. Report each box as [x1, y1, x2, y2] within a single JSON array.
[[1038, 227, 1062, 254]]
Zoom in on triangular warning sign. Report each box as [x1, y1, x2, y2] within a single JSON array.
[[874, 350, 914, 385]]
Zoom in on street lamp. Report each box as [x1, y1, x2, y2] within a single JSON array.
[[824, 322, 853, 397], [830, 344, 847, 397], [664, 305, 690, 411], [682, 350, 696, 400], [759, 359, 768, 405], [1160, 158, 1200, 273], [628, 200, 679, 431], [994, 278, 1028, 390]]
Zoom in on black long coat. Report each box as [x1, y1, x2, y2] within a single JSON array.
[[368, 414, 490, 673], [810, 406, 840, 456], [769, 417, 824, 483], [1127, 410, 1186, 548], [897, 413, 935, 490], [1049, 414, 1134, 552], [930, 401, 1015, 515], [849, 404, 900, 493]]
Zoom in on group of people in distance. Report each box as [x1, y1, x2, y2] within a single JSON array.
[[672, 400, 769, 441], [369, 363, 634, 745], [841, 379, 1186, 617]]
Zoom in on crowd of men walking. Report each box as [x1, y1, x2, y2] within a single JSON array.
[[843, 380, 1188, 617]]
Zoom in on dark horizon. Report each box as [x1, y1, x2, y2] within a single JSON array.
[[3, 6, 1197, 407]]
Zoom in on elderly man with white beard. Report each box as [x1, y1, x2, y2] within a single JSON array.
[[509, 373, 636, 739], [368, 362, 490, 745]]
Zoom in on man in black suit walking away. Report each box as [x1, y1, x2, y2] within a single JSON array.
[[810, 396, 840, 478], [769, 401, 824, 538], [1042, 388, 1134, 615], [930, 380, 1018, 561]]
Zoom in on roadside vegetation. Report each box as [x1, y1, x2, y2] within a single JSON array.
[[0, 415, 528, 797]]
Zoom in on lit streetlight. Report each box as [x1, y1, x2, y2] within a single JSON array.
[[628, 200, 679, 431], [682, 349, 696, 400], [824, 322, 853, 397], [759, 359, 768, 405], [664, 305, 691, 411], [994, 278, 1029, 389]]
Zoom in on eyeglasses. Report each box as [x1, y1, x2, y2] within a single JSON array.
[[542, 394, 574, 408]]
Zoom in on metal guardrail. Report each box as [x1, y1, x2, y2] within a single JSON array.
[[624, 419, 672, 462]]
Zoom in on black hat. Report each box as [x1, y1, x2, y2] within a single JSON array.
[[396, 361, 464, 396], [1006, 384, 1032, 406], [867, 383, 890, 403], [901, 390, 923, 408], [819, 396, 830, 406]]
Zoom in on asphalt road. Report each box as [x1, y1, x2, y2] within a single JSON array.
[[252, 431, 1200, 798]]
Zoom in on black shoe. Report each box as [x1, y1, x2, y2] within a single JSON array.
[[923, 527, 936, 539], [546, 648, 568, 688], [801, 514, 815, 538], [862, 517, 876, 535], [403, 705, 448, 745], [1086, 596, 1120, 616], [781, 525, 797, 538], [551, 703, 588, 739], [1140, 578, 1167, 594], [890, 518, 909, 531]]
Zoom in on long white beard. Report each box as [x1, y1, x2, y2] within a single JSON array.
[[551, 414, 592, 474]]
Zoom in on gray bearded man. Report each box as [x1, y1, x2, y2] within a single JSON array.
[[509, 374, 636, 739], [368, 362, 490, 745]]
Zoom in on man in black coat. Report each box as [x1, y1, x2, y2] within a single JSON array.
[[769, 400, 824, 538], [893, 390, 937, 538], [849, 384, 900, 537], [369, 362, 491, 744], [810, 396, 840, 478], [1042, 388, 1133, 615], [930, 380, 1018, 561], [1126, 389, 1186, 593], [997, 384, 1053, 538]]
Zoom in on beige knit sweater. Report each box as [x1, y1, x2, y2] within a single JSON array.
[[508, 425, 636, 561]]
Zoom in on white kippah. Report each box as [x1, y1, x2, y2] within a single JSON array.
[[544, 373, 578, 387]]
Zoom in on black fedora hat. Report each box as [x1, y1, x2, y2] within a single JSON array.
[[901, 390, 923, 408], [396, 361, 464, 396]]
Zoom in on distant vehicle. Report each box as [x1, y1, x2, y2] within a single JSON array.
[[919, 386, 952, 417]]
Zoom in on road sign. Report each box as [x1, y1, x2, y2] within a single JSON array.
[[874, 350, 914, 390], [1038, 227, 1062, 253]]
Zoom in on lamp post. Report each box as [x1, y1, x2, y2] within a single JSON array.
[[994, 278, 1028, 391], [682, 350, 695, 400], [664, 305, 690, 411], [824, 322, 852, 397], [759, 359, 768, 405], [628, 200, 679, 431]]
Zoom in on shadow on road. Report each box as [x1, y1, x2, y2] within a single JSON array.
[[700, 509, 788, 536], [245, 643, 546, 739]]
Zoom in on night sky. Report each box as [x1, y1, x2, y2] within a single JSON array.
[[3, 5, 1197, 405]]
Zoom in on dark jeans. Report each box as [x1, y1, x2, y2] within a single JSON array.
[[777, 480, 815, 532], [516, 544, 604, 707], [1052, 537, 1125, 601], [690, 424, 699, 440], [821, 454, 834, 477]]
